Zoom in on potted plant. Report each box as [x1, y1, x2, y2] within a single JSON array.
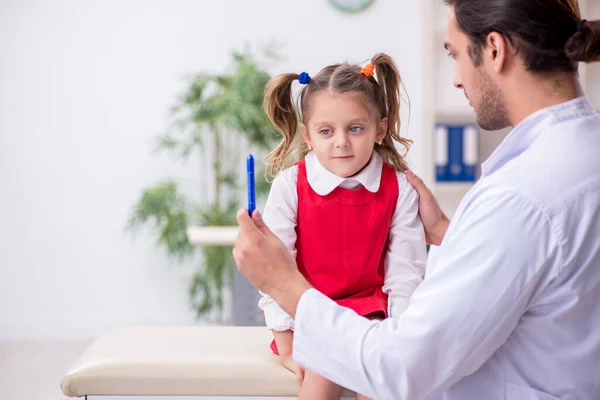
[[128, 46, 279, 322]]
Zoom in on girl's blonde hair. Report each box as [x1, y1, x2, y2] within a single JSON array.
[[263, 53, 412, 178]]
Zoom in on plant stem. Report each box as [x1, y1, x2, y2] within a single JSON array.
[[214, 127, 221, 210]]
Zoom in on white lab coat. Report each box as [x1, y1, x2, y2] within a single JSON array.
[[292, 97, 600, 400]]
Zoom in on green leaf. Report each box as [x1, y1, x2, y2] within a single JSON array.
[[127, 43, 282, 320], [128, 181, 195, 261]]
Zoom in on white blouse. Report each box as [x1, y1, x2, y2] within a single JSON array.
[[259, 151, 428, 331]]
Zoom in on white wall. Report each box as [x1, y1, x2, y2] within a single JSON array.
[[0, 0, 426, 340], [583, 0, 600, 109]]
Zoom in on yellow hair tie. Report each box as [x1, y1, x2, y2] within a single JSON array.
[[361, 63, 375, 77]]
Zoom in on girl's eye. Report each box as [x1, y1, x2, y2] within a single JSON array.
[[319, 129, 333, 136], [349, 126, 363, 133]]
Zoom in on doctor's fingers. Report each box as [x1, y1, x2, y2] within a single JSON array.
[[406, 170, 435, 201], [236, 208, 266, 244]]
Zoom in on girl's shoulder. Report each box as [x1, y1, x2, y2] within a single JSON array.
[[384, 167, 418, 201], [394, 170, 409, 186], [269, 165, 299, 196], [273, 164, 299, 185], [382, 163, 409, 191], [392, 170, 419, 203]]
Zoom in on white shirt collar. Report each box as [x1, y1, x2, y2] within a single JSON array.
[[304, 151, 383, 196], [481, 96, 595, 177]]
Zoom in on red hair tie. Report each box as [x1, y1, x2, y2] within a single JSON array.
[[361, 63, 375, 77]]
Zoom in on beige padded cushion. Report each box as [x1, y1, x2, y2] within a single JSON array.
[[61, 326, 355, 397]]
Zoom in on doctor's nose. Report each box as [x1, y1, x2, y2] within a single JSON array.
[[453, 65, 463, 89]]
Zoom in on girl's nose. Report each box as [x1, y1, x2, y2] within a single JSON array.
[[335, 132, 350, 148]]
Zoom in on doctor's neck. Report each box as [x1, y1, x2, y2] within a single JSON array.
[[502, 70, 584, 128]]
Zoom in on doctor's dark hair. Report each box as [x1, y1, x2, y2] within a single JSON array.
[[444, 0, 600, 73], [263, 53, 412, 178]]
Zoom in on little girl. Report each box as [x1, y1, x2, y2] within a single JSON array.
[[259, 53, 427, 400]]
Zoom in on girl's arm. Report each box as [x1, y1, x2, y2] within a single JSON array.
[[257, 166, 299, 351], [383, 172, 428, 317]]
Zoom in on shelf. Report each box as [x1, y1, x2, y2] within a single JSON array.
[[187, 226, 237, 246], [434, 182, 475, 218], [433, 182, 475, 194], [436, 110, 476, 123]]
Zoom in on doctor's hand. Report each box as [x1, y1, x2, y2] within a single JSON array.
[[233, 209, 312, 317], [406, 170, 450, 246]]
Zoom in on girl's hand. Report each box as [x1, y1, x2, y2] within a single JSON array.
[[281, 354, 305, 386]]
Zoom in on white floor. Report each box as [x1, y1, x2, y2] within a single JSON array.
[[0, 341, 90, 400]]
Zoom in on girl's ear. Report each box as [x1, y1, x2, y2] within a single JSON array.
[[376, 118, 388, 143], [301, 124, 313, 149]]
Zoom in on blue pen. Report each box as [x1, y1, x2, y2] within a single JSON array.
[[247, 154, 256, 216]]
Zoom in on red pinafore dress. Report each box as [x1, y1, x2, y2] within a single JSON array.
[[270, 159, 399, 354]]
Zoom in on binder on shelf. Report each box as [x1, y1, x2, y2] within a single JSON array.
[[434, 123, 480, 182], [447, 125, 464, 181], [463, 125, 479, 181], [435, 125, 449, 182]]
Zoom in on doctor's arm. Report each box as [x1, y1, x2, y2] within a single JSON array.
[[235, 189, 561, 400], [292, 190, 561, 399]]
